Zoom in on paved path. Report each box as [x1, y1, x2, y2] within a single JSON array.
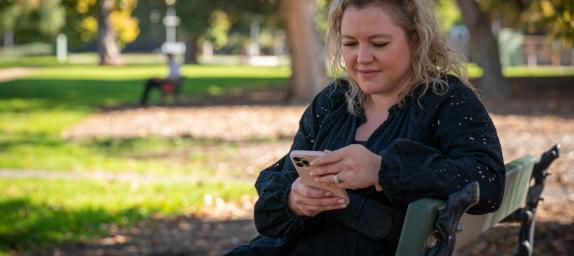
[[0, 67, 37, 82]]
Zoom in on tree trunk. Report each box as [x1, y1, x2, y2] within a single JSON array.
[[280, 0, 327, 104], [97, 0, 122, 66], [184, 33, 199, 64], [456, 0, 509, 99]]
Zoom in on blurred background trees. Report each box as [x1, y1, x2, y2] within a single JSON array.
[[0, 0, 65, 50], [60, 0, 139, 65], [0, 0, 573, 101], [455, 0, 574, 98]]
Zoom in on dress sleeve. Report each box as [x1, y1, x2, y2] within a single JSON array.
[[252, 85, 334, 238], [378, 85, 505, 214]]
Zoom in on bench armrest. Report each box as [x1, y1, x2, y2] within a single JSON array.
[[396, 198, 444, 256]]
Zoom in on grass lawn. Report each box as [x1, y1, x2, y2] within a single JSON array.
[[0, 64, 290, 172], [0, 178, 253, 252], [1, 55, 572, 253], [0, 62, 288, 253]]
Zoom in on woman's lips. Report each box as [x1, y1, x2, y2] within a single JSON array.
[[357, 69, 381, 79]]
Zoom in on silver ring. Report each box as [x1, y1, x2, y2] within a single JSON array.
[[332, 174, 340, 184]]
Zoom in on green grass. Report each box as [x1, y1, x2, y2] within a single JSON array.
[[0, 53, 290, 68], [504, 66, 574, 77], [464, 63, 574, 78], [1, 65, 290, 106], [0, 65, 289, 175], [1, 56, 572, 253], [0, 56, 61, 68], [0, 63, 287, 253], [0, 178, 254, 251]]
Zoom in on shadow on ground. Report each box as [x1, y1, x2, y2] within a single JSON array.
[[457, 221, 574, 255], [30, 216, 573, 256], [31, 216, 258, 256]]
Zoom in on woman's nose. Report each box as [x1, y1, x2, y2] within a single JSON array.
[[357, 46, 374, 64]]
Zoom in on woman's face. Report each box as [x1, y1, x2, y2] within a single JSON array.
[[341, 5, 412, 97]]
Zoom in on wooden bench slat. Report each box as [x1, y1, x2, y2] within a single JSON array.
[[455, 155, 535, 250]]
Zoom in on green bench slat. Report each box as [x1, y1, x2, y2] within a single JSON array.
[[395, 155, 537, 256]]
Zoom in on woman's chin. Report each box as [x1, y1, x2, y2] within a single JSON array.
[[358, 84, 385, 95]]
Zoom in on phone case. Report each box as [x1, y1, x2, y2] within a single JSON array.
[[290, 150, 350, 203]]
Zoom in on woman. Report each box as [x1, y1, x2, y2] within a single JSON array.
[[228, 0, 504, 255]]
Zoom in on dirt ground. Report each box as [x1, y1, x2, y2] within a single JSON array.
[[26, 88, 574, 256]]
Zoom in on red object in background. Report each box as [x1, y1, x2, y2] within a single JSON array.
[[161, 82, 175, 93]]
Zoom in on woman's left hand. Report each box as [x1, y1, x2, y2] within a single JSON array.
[[310, 144, 382, 190]]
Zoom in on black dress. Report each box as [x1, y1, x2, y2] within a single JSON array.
[[227, 75, 505, 255]]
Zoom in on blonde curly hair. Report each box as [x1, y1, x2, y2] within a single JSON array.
[[326, 0, 471, 115]]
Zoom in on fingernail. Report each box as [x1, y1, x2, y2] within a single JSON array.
[[337, 199, 345, 204], [325, 192, 332, 197], [314, 178, 319, 182], [339, 204, 346, 208], [309, 172, 314, 176]]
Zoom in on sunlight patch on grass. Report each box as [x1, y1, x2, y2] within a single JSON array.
[[0, 178, 254, 251], [504, 66, 574, 77], [0, 104, 87, 135], [465, 63, 574, 78], [466, 63, 483, 78], [23, 65, 290, 80]]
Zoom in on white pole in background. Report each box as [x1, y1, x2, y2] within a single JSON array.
[[249, 19, 260, 57], [164, 7, 177, 43], [161, 0, 185, 55], [3, 31, 14, 52], [56, 33, 68, 63]]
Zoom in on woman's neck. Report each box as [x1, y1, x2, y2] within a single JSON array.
[[365, 93, 399, 113], [355, 95, 398, 141]]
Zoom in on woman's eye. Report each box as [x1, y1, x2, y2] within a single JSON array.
[[373, 42, 389, 48], [342, 42, 357, 47]]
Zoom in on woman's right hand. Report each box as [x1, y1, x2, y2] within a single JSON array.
[[288, 177, 348, 217]]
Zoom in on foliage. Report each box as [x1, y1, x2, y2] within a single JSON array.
[[315, 0, 330, 39], [0, 0, 65, 43], [176, 0, 280, 55], [497, 28, 524, 67], [61, 0, 139, 48], [434, 0, 461, 32], [480, 0, 574, 45], [0, 42, 52, 56], [175, 1, 220, 38], [203, 10, 232, 50]]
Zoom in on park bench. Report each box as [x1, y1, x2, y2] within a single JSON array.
[[159, 77, 184, 104], [395, 145, 560, 256]]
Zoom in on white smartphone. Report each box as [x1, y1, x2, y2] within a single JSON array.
[[290, 150, 350, 203]]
